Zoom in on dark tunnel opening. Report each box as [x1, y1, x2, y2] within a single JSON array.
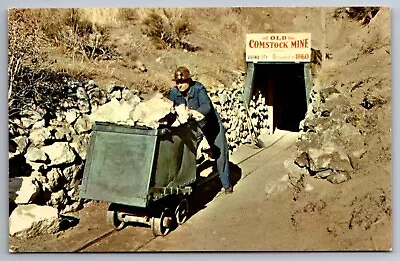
[[250, 63, 309, 133]]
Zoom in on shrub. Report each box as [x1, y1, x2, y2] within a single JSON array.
[[8, 9, 47, 66], [7, 8, 107, 120], [140, 8, 196, 50], [8, 9, 49, 105], [9, 68, 77, 116], [119, 8, 138, 23], [41, 8, 112, 60]]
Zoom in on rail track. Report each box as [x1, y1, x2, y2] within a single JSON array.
[[71, 134, 287, 252]]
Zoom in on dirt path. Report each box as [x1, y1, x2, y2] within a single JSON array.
[[9, 129, 391, 252], [9, 131, 300, 252], [139, 131, 301, 251]]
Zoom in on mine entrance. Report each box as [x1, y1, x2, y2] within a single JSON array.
[[243, 62, 312, 133]]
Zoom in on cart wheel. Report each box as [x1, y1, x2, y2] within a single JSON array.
[[151, 208, 173, 237], [107, 205, 125, 231], [175, 198, 189, 225]]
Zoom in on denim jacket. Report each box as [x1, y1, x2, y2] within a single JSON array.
[[168, 81, 223, 140]]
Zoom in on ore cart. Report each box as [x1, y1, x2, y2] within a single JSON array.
[[79, 121, 199, 236]]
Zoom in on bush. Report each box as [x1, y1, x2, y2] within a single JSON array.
[[119, 8, 138, 23], [8, 9, 47, 65], [8, 9, 49, 104], [8, 67, 80, 120], [140, 8, 196, 50], [41, 8, 112, 60]]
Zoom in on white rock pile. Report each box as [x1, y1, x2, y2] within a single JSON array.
[[7, 82, 136, 237], [210, 88, 270, 153]]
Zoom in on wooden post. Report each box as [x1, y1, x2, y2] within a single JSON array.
[[243, 62, 255, 106], [321, 8, 327, 63]]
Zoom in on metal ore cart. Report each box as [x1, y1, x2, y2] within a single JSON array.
[[79, 120, 199, 236]]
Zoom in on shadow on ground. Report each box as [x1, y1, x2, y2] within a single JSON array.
[[188, 160, 242, 218], [57, 160, 242, 235], [162, 160, 242, 233], [59, 215, 80, 231]]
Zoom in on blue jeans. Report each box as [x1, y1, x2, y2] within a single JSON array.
[[194, 125, 231, 189]]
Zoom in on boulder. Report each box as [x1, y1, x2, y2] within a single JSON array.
[[21, 109, 44, 121], [9, 136, 29, 158], [49, 125, 73, 141], [29, 128, 51, 146], [31, 171, 48, 184], [294, 152, 309, 168], [315, 169, 333, 179], [46, 168, 64, 192], [131, 92, 174, 128], [9, 204, 59, 238], [48, 190, 68, 209], [76, 86, 88, 100], [55, 111, 66, 122], [9, 177, 41, 204], [62, 164, 83, 187], [85, 80, 105, 106], [294, 86, 364, 183], [307, 148, 353, 173], [32, 119, 45, 129], [133, 60, 147, 73], [77, 99, 91, 114], [66, 185, 80, 201], [360, 94, 386, 110], [41, 142, 76, 166], [326, 171, 351, 184], [65, 109, 80, 124], [61, 201, 82, 214], [25, 147, 48, 162], [74, 115, 93, 134], [121, 89, 136, 101], [284, 158, 307, 183], [20, 117, 38, 129], [70, 134, 90, 160], [88, 98, 134, 123], [19, 110, 44, 129], [110, 89, 122, 100]]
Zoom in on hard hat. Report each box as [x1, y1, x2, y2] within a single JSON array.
[[172, 66, 191, 81]]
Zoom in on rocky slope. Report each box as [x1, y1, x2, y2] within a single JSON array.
[[8, 7, 391, 250]]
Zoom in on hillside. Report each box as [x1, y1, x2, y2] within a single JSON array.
[[8, 7, 391, 251]]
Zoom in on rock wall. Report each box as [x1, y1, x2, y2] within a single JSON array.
[[210, 72, 270, 153], [9, 81, 146, 217], [290, 81, 365, 184]]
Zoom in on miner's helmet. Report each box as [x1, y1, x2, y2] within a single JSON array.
[[172, 66, 191, 82]]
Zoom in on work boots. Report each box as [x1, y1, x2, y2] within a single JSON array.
[[221, 186, 233, 194]]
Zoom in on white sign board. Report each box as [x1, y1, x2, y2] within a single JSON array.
[[246, 33, 311, 63]]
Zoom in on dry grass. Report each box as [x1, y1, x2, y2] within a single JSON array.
[[79, 8, 122, 27], [8, 7, 337, 93], [8, 7, 256, 93], [50, 55, 99, 79]]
